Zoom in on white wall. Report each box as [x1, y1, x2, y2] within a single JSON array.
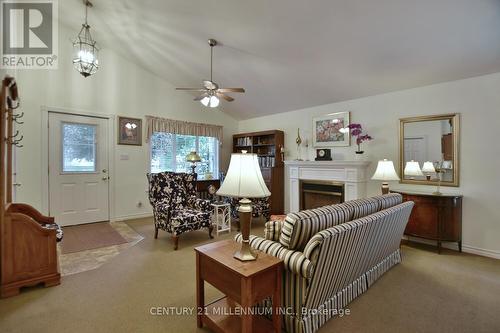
[[1, 24, 238, 220], [238, 73, 500, 258]]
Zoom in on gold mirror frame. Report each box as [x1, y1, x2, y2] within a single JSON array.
[[399, 113, 460, 187]]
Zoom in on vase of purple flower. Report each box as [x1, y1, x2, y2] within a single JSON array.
[[346, 123, 373, 155]]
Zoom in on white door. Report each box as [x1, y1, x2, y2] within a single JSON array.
[[404, 137, 426, 163], [48, 112, 110, 226]]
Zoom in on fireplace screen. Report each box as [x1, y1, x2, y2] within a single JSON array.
[[300, 180, 344, 210]]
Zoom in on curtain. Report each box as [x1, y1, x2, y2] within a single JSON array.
[[145, 116, 223, 144]]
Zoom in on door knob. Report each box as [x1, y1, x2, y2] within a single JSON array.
[[102, 177, 108, 181], [102, 169, 107, 173], [13, 183, 21, 187]]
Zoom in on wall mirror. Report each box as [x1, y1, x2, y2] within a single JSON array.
[[399, 114, 460, 187]]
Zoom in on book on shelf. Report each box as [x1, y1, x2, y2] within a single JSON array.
[[258, 156, 275, 168], [236, 136, 252, 146]]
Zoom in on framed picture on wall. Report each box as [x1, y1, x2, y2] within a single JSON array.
[[118, 116, 142, 145], [312, 111, 350, 147]]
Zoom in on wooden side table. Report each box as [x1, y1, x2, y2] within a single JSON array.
[[195, 240, 283, 333]]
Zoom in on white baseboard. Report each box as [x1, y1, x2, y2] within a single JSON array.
[[461, 245, 500, 260], [403, 236, 500, 260], [112, 212, 153, 222]]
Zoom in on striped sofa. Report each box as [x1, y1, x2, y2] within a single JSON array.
[[235, 193, 413, 333]]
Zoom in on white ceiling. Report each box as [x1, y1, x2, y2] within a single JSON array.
[[61, 0, 500, 120]]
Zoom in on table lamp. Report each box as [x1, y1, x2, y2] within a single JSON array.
[[432, 161, 447, 195], [186, 151, 201, 174], [421, 161, 436, 180], [371, 159, 400, 194], [404, 160, 424, 180], [216, 152, 271, 261]]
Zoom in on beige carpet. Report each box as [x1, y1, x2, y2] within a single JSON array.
[[0, 217, 499, 333], [61, 222, 128, 254]]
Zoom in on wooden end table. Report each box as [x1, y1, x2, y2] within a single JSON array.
[[195, 240, 283, 333]]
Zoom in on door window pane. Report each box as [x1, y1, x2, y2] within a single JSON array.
[[62, 123, 97, 172]]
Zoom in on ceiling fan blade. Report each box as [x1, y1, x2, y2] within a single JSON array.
[[216, 92, 234, 102], [194, 93, 209, 101], [176, 88, 206, 91], [217, 88, 245, 93]]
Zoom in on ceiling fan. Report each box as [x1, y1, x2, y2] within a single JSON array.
[[176, 39, 245, 108]]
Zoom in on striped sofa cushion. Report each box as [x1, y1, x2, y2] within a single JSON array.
[[371, 193, 403, 210], [265, 220, 285, 241], [279, 204, 354, 251], [342, 197, 379, 219]]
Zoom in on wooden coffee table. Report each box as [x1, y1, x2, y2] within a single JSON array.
[[195, 239, 283, 333]]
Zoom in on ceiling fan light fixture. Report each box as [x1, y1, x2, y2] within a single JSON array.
[[201, 95, 219, 108], [176, 38, 245, 107], [200, 96, 210, 107], [209, 95, 220, 108]]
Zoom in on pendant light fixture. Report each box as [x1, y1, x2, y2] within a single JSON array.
[[72, 0, 99, 77]]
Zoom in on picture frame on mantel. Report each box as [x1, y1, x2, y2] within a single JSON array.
[[312, 111, 350, 147], [118, 116, 142, 146]]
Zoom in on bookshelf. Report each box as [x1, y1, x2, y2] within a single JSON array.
[[232, 130, 284, 214]]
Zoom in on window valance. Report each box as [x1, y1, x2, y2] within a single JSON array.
[[146, 116, 223, 144]]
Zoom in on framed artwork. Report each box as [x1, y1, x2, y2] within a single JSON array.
[[312, 112, 350, 147], [118, 116, 142, 145]]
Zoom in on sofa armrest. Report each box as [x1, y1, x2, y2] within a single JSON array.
[[264, 220, 284, 241], [235, 234, 313, 279]]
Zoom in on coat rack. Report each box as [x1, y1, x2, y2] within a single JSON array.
[[0, 76, 61, 298]]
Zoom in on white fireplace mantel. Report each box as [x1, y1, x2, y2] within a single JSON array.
[[284, 160, 371, 213]]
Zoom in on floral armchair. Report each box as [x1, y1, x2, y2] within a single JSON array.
[[226, 197, 270, 230], [147, 172, 213, 250]]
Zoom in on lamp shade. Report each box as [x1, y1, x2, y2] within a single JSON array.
[[186, 151, 201, 163], [422, 161, 436, 173], [404, 160, 424, 177], [216, 153, 271, 198], [371, 159, 400, 181]]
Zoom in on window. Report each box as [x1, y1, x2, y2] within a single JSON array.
[[62, 123, 97, 172], [150, 132, 219, 178]]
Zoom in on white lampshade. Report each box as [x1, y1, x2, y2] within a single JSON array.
[[371, 159, 400, 181], [216, 153, 271, 198], [422, 161, 436, 173], [404, 160, 424, 177]]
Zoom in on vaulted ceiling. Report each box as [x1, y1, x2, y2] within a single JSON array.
[[61, 0, 500, 119]]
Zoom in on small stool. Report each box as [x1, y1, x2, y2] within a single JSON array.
[[211, 202, 231, 236]]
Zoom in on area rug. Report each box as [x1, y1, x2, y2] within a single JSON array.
[[61, 222, 128, 254]]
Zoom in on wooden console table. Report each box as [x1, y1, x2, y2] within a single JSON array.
[[196, 179, 221, 200], [195, 240, 283, 333], [391, 190, 462, 253]]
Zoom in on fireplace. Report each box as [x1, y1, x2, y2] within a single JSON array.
[[285, 160, 370, 212], [300, 180, 344, 210]]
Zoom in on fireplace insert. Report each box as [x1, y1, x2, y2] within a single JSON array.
[[299, 180, 344, 210]]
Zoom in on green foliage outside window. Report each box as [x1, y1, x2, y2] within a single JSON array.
[[150, 132, 219, 178]]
